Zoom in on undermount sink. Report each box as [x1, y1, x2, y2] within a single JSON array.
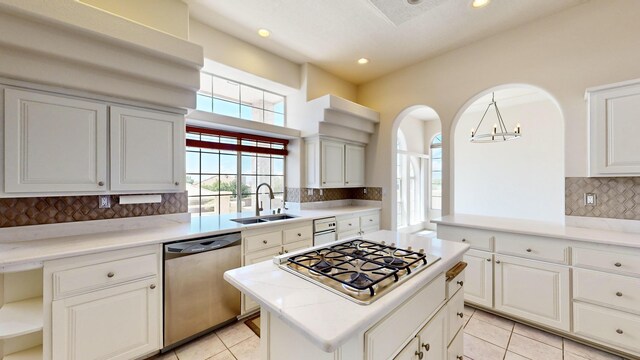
[[231, 214, 298, 224]]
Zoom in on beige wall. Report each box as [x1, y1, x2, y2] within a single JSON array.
[[80, 0, 189, 39], [305, 64, 357, 102], [398, 116, 425, 154], [357, 0, 640, 229]]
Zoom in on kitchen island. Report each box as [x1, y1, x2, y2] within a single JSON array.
[[224, 230, 469, 360]]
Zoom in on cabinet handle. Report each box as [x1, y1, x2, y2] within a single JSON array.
[[348, 223, 352, 226], [107, 272, 115, 278], [150, 284, 156, 289], [346, 181, 349, 184], [284, 250, 289, 253], [616, 329, 624, 334], [457, 356, 463, 360], [496, 260, 501, 264], [297, 233, 302, 236], [369, 219, 373, 222], [486, 258, 491, 262], [526, 248, 532, 252], [415, 351, 424, 360], [461, 238, 467, 242], [263, 240, 268, 244], [457, 280, 464, 287], [98, 181, 104, 186], [616, 292, 623, 297], [615, 262, 622, 267], [421, 343, 430, 351], [174, 181, 180, 186], [457, 312, 464, 318], [278, 251, 283, 255], [323, 181, 326, 184]]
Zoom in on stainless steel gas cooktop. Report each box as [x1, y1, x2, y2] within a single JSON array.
[[273, 239, 441, 305]]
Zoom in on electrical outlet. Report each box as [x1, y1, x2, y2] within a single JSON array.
[[99, 195, 111, 209], [307, 189, 313, 196], [319, 189, 324, 196], [584, 193, 597, 206], [363, 188, 367, 194]]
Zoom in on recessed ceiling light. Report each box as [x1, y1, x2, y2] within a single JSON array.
[[407, 0, 423, 4], [358, 58, 369, 65], [258, 28, 271, 38], [472, 0, 490, 8]]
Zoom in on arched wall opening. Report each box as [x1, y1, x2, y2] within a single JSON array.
[[450, 84, 565, 223], [391, 105, 442, 232]]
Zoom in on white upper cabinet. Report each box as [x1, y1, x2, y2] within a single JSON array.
[[588, 79, 640, 176], [345, 144, 365, 187], [4, 88, 108, 194], [305, 137, 365, 188], [110, 106, 185, 192]]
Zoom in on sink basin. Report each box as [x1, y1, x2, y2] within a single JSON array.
[[231, 214, 297, 224]]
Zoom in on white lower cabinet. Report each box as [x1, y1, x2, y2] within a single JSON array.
[[394, 337, 420, 360], [243, 246, 283, 313], [417, 309, 446, 360], [573, 302, 640, 354], [52, 278, 160, 360], [494, 255, 570, 331], [462, 249, 493, 308], [447, 328, 463, 360]]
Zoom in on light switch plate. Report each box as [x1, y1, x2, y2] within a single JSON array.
[[99, 195, 111, 209], [584, 193, 597, 206]]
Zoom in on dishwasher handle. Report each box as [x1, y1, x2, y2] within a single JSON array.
[[164, 232, 241, 257]]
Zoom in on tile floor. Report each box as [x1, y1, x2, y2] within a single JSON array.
[[153, 306, 629, 360]]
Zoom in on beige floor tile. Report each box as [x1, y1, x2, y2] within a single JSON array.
[[464, 317, 512, 348], [564, 339, 623, 360], [504, 351, 530, 360], [216, 321, 256, 348], [463, 333, 506, 360], [150, 351, 178, 360], [229, 335, 260, 360], [565, 351, 590, 360], [513, 322, 563, 349], [463, 305, 476, 317], [472, 309, 515, 331], [207, 350, 236, 360], [463, 314, 472, 327], [175, 332, 227, 360], [508, 333, 562, 360]]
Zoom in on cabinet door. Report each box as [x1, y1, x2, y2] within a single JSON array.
[[418, 308, 446, 360], [52, 278, 160, 360], [305, 139, 320, 188], [495, 254, 570, 331], [110, 106, 185, 191], [4, 88, 107, 193], [463, 249, 493, 308], [589, 84, 640, 176], [320, 140, 344, 187], [243, 246, 283, 314], [345, 144, 365, 187], [393, 337, 419, 360]]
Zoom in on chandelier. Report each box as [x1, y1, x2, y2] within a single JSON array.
[[469, 92, 521, 143]]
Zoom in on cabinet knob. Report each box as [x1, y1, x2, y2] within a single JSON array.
[[284, 250, 289, 253], [421, 343, 430, 351], [98, 181, 104, 186], [150, 284, 156, 289], [457, 356, 464, 360], [614, 262, 622, 267], [107, 272, 115, 278], [369, 219, 373, 222], [616, 329, 624, 334], [616, 292, 623, 297], [297, 233, 302, 237], [461, 238, 467, 242], [263, 240, 268, 244], [348, 223, 352, 226], [526, 248, 532, 252], [415, 351, 424, 360], [175, 181, 180, 186], [487, 258, 491, 262], [496, 260, 501, 264], [457, 312, 464, 318], [345, 181, 349, 184], [323, 181, 326, 184], [457, 280, 464, 287]]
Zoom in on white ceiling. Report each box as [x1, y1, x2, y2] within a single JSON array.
[[187, 0, 585, 84]]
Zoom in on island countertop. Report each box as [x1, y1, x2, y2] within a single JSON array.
[[223, 230, 469, 352]]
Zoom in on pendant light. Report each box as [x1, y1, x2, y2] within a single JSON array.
[[469, 92, 521, 143]]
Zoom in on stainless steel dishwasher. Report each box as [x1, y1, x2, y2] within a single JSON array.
[[163, 232, 241, 349]]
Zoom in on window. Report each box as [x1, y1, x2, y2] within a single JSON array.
[[430, 134, 442, 210], [397, 130, 426, 228], [197, 73, 286, 127], [186, 126, 287, 216]]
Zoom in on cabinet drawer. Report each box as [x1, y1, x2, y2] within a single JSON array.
[[338, 217, 359, 233], [574, 268, 640, 315], [573, 246, 640, 277], [360, 213, 380, 227], [437, 225, 493, 251], [447, 270, 465, 299], [574, 302, 640, 354], [495, 234, 569, 264], [447, 289, 465, 345], [447, 325, 463, 360], [283, 225, 313, 244], [365, 275, 445, 360], [283, 239, 312, 254], [244, 230, 282, 253], [337, 230, 360, 240], [53, 253, 157, 299]]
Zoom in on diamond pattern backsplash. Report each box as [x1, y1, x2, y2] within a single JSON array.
[[0, 192, 188, 228], [565, 177, 640, 220], [285, 187, 382, 203]]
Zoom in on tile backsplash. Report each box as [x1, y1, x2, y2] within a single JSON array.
[[565, 177, 640, 220], [286, 187, 382, 203], [0, 192, 188, 228]]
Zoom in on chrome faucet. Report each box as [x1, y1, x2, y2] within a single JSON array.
[[255, 182, 275, 216]]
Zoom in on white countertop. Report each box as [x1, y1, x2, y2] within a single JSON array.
[[223, 230, 469, 352], [0, 206, 380, 269], [433, 214, 640, 248]]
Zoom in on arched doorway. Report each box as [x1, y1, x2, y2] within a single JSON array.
[[450, 85, 565, 223], [392, 106, 442, 232]]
